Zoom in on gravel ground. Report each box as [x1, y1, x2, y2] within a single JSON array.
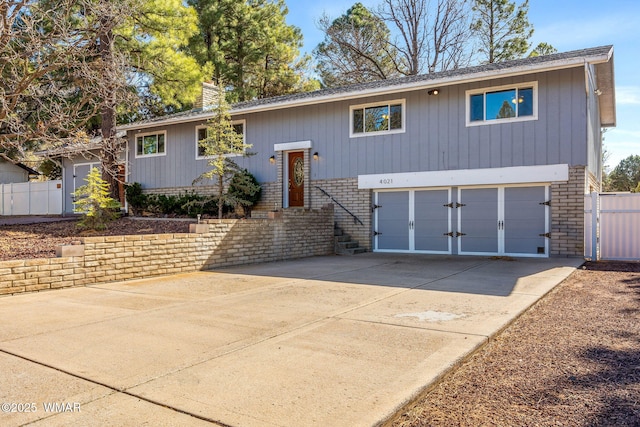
[[388, 261, 640, 427], [0, 217, 194, 261]]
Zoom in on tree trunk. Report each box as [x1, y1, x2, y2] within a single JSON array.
[[98, 14, 121, 203], [218, 172, 224, 219]]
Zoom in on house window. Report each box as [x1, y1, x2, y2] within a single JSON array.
[[196, 120, 246, 159], [466, 82, 537, 126], [135, 131, 166, 157], [350, 100, 405, 137]]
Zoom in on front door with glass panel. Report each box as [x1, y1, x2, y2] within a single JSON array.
[[287, 151, 304, 207]]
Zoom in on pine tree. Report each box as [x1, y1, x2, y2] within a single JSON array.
[[193, 88, 259, 218], [471, 0, 533, 63], [187, 0, 316, 102], [72, 167, 122, 230], [314, 3, 400, 87]]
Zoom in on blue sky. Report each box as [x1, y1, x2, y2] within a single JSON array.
[[285, 0, 640, 169]]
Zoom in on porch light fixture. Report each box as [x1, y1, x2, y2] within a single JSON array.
[[313, 152, 319, 160], [428, 89, 440, 96], [269, 155, 276, 164], [594, 89, 602, 96]]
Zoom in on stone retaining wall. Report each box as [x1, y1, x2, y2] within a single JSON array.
[[0, 206, 334, 296]]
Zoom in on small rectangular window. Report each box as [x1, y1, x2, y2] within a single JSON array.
[[196, 120, 246, 159], [467, 82, 537, 126], [390, 104, 402, 130], [470, 94, 484, 122], [486, 89, 517, 120], [350, 100, 405, 138], [365, 105, 388, 132], [135, 132, 166, 157], [353, 109, 364, 134]]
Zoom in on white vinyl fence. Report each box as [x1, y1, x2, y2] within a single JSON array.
[[1, 180, 63, 216], [585, 192, 640, 261]]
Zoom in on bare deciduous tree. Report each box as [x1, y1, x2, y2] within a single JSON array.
[[376, 0, 472, 75], [0, 0, 104, 158], [314, 3, 401, 87]]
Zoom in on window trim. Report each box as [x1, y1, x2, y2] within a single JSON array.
[[465, 81, 538, 127], [134, 130, 167, 158], [195, 119, 246, 160], [349, 99, 406, 138]]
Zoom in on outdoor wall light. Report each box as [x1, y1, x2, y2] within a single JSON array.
[[428, 89, 440, 96], [313, 152, 319, 160], [269, 155, 276, 164]]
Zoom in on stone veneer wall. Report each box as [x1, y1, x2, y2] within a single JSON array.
[[143, 185, 218, 197], [0, 207, 334, 296], [550, 166, 589, 257], [255, 182, 280, 212], [255, 178, 372, 251], [310, 178, 372, 251]]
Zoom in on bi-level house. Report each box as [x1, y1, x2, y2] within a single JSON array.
[[57, 45, 615, 258]]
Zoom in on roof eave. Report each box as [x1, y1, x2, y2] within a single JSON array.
[[232, 49, 615, 115], [595, 51, 616, 127], [118, 47, 615, 131]]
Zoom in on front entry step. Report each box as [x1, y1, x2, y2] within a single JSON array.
[[334, 224, 366, 255]]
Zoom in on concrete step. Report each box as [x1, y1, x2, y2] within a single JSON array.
[[337, 246, 367, 255], [333, 224, 365, 255], [337, 241, 359, 249]]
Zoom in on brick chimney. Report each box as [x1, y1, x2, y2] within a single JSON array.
[[194, 82, 219, 109]]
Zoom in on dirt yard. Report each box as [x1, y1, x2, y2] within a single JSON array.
[[0, 217, 193, 261], [388, 261, 640, 426]]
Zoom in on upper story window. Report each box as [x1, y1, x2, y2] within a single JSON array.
[[135, 131, 166, 158], [196, 120, 246, 159], [466, 82, 537, 126], [350, 100, 405, 138]]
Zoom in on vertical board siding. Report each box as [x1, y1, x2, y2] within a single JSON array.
[[126, 68, 588, 191]]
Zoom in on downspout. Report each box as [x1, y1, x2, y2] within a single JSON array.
[[584, 61, 602, 185]]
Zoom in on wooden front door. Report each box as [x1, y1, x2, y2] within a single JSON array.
[[288, 151, 304, 207]]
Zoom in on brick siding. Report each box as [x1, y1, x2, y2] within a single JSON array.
[[550, 166, 589, 257]]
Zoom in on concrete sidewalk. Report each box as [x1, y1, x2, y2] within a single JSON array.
[[0, 254, 582, 426]]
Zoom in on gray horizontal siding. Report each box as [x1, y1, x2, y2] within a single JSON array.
[[127, 68, 589, 190]]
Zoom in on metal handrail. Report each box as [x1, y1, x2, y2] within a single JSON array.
[[314, 186, 364, 225]]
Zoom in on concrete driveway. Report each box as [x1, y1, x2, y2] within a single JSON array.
[[0, 254, 582, 426]]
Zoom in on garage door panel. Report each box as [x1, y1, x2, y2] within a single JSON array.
[[414, 190, 449, 252], [377, 192, 409, 250], [460, 188, 498, 254], [504, 187, 546, 255]]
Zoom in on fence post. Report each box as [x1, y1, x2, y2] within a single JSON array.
[[591, 192, 598, 261]]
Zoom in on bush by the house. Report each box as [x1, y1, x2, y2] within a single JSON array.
[[126, 171, 260, 218]]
